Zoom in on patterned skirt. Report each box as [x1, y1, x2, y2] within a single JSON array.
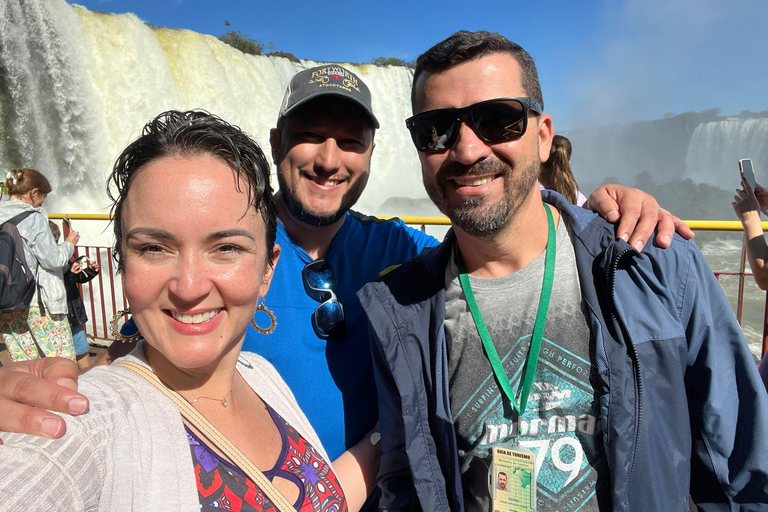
[[0, 306, 75, 362]]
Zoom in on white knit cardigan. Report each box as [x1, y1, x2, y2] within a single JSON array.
[[0, 343, 329, 511]]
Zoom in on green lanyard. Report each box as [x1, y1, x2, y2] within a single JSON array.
[[457, 203, 555, 419]]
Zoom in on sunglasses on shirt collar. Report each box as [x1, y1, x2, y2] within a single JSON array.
[[405, 97, 543, 153], [302, 258, 346, 341]]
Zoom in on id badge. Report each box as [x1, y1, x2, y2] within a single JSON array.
[[488, 443, 536, 512]]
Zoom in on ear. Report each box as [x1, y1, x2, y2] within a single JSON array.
[[269, 128, 281, 166], [259, 243, 281, 298], [537, 114, 554, 163]]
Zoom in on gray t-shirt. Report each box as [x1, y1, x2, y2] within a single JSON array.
[[445, 216, 609, 512]]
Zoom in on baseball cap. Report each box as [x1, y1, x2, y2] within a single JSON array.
[[277, 65, 380, 129]]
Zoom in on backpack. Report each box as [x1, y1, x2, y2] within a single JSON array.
[[0, 211, 37, 313]]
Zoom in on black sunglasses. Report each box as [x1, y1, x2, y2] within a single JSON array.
[[302, 258, 346, 340], [405, 97, 542, 153]]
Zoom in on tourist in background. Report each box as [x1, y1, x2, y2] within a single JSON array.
[[732, 175, 768, 390], [63, 257, 100, 370], [539, 134, 587, 206], [0, 169, 80, 362], [51, 219, 102, 371], [48, 221, 99, 369]]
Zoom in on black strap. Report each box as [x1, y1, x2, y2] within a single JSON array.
[[4, 210, 35, 226]]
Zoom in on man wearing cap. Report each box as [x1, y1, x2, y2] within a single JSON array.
[[245, 64, 437, 473]]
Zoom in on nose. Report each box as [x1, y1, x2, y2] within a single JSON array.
[[449, 119, 492, 165], [168, 252, 214, 303], [314, 137, 343, 173]]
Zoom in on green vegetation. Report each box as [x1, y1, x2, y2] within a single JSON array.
[[371, 56, 415, 68], [218, 29, 274, 56]]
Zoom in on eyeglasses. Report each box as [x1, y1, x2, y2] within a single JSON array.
[[405, 97, 542, 153], [302, 258, 346, 340]]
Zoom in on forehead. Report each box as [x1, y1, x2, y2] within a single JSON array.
[[415, 53, 525, 113], [284, 97, 375, 135], [124, 154, 255, 227]]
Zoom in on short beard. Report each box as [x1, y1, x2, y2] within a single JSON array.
[[424, 156, 539, 239], [280, 187, 345, 227], [276, 173, 346, 227]]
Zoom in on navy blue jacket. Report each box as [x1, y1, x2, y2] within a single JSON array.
[[358, 192, 768, 512]]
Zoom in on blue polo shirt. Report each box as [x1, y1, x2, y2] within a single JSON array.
[[243, 211, 437, 458]]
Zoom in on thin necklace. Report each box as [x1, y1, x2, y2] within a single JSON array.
[[191, 389, 232, 408]]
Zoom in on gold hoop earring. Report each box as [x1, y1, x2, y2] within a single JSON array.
[[251, 301, 277, 334], [110, 309, 142, 343]]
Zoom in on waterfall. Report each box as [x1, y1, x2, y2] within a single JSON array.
[[3, 0, 768, 244], [684, 118, 768, 186], [0, 0, 425, 245]]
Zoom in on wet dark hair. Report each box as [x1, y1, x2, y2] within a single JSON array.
[[4, 168, 52, 197], [411, 30, 543, 112], [107, 110, 277, 271]]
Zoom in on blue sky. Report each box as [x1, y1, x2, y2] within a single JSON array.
[[71, 0, 767, 130]]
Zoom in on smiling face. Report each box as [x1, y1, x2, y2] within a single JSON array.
[[121, 153, 277, 371], [271, 97, 375, 227], [413, 52, 553, 239]]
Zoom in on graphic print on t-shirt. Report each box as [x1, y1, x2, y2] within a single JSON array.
[[457, 336, 605, 512], [445, 218, 607, 512]]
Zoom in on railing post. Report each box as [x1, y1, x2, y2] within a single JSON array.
[[763, 293, 768, 357], [737, 236, 747, 324]]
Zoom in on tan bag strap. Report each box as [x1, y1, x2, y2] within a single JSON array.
[[114, 360, 296, 512]]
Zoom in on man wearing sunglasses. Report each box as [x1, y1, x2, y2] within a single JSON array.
[[359, 31, 768, 511], [0, 61, 693, 495]]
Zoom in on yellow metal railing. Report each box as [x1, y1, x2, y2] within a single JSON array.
[[48, 213, 768, 232]]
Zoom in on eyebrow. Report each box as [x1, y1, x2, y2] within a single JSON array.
[[125, 228, 255, 241]]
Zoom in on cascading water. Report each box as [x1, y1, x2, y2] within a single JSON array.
[[0, 0, 425, 246], [684, 118, 768, 185]]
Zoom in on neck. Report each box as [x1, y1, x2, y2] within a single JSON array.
[[144, 342, 242, 410], [454, 193, 559, 278], [276, 193, 346, 259]]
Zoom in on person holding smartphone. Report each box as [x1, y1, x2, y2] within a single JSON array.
[[732, 174, 768, 391], [63, 256, 100, 370]]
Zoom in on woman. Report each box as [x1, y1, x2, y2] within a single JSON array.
[[0, 168, 80, 362], [732, 175, 768, 391], [539, 134, 587, 206], [0, 111, 369, 511]]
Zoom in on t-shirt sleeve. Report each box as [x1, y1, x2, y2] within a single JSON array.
[[394, 218, 440, 253]]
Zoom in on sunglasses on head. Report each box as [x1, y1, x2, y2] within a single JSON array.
[[405, 97, 542, 153], [302, 258, 346, 340]]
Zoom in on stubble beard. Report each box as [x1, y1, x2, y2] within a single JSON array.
[[276, 171, 354, 227], [424, 156, 540, 239]]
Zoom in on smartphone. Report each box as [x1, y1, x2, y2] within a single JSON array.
[[62, 215, 72, 238], [739, 158, 756, 190]]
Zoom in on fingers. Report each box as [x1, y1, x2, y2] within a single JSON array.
[[0, 359, 88, 439], [585, 191, 621, 223], [0, 395, 67, 439], [622, 206, 656, 251], [612, 192, 646, 246]]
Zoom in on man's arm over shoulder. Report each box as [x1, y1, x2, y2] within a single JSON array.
[[679, 239, 768, 508]]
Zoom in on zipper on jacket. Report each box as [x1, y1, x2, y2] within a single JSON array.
[[609, 247, 643, 481]]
